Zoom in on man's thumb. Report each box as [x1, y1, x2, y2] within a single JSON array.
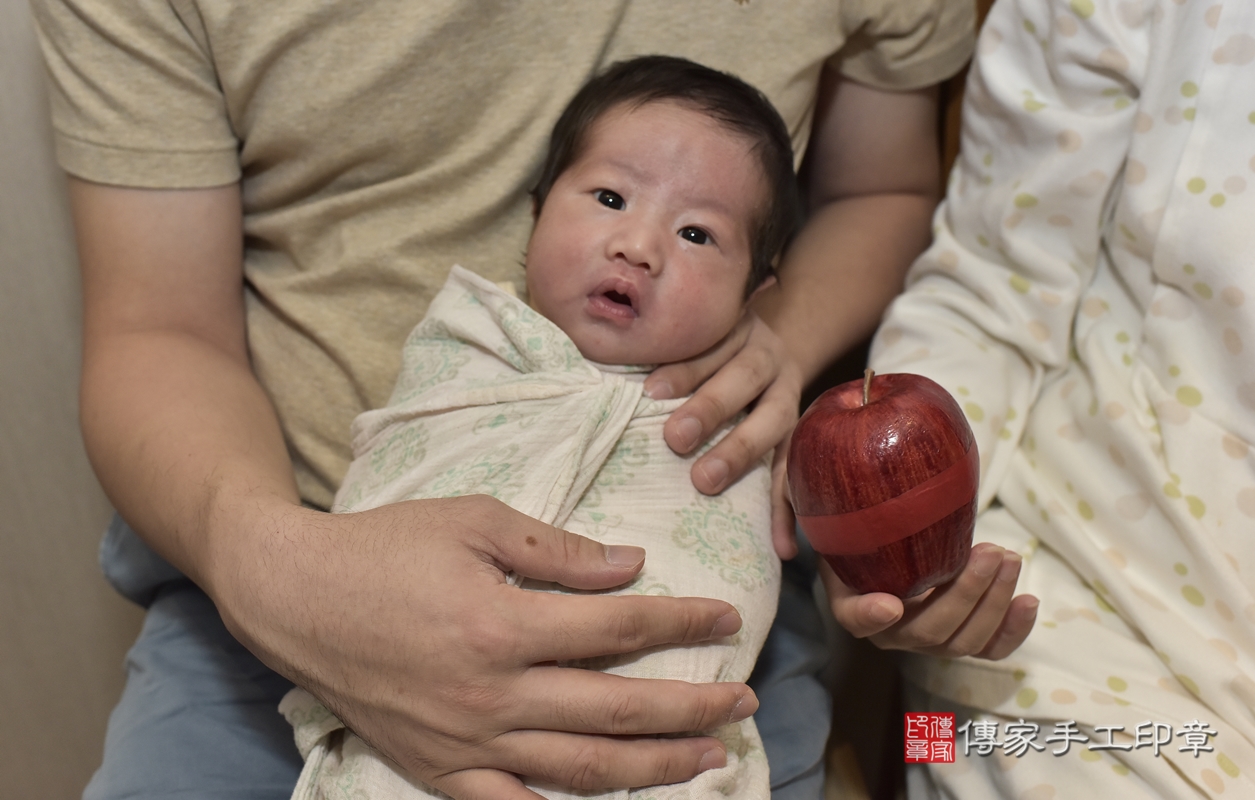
[[499, 521, 646, 591]]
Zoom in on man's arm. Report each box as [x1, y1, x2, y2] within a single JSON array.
[[71, 178, 757, 800], [760, 73, 939, 382]]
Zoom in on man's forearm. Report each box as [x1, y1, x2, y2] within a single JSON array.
[[80, 328, 299, 591], [71, 178, 298, 598], [757, 190, 937, 386]]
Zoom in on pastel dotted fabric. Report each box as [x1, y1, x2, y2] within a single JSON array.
[[871, 0, 1255, 796], [280, 266, 780, 800]]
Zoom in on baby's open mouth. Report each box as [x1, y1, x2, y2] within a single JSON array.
[[589, 279, 640, 321], [603, 289, 633, 309]]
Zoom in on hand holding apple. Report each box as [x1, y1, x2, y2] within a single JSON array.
[[787, 370, 978, 598]]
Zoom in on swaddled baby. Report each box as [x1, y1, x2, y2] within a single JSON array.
[[281, 55, 801, 800]]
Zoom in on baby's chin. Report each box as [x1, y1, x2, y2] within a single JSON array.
[[570, 334, 699, 369]]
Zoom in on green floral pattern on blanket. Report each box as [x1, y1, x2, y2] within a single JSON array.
[[565, 508, 626, 538], [496, 300, 585, 372], [471, 407, 542, 435], [389, 334, 472, 405], [368, 422, 430, 483], [327, 748, 367, 800], [672, 495, 773, 592], [578, 430, 650, 509], [423, 444, 528, 504]]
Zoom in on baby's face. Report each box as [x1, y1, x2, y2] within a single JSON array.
[[525, 100, 766, 365]]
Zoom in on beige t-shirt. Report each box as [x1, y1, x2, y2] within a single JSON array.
[[33, 0, 974, 508]]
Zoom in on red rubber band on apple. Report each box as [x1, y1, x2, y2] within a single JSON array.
[[796, 444, 979, 556]]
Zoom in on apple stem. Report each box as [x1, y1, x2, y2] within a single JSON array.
[[863, 368, 874, 406]]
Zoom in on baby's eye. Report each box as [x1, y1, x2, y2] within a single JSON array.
[[679, 227, 709, 245], [595, 190, 625, 210]]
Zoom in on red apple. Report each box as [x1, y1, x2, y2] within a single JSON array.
[[788, 370, 978, 598]]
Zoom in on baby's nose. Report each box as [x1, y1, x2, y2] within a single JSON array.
[[610, 223, 664, 273]]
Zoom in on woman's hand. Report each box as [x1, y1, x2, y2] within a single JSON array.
[[822, 542, 1039, 660], [645, 312, 804, 558]]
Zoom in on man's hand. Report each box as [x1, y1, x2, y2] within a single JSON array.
[[644, 312, 803, 558], [822, 543, 1039, 660], [222, 494, 755, 800]]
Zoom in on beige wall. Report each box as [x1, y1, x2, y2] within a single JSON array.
[[1, 3, 143, 796]]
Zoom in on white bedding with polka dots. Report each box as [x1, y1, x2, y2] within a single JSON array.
[[871, 1, 1255, 796]]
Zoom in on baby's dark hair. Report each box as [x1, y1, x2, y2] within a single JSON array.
[[531, 55, 801, 297]]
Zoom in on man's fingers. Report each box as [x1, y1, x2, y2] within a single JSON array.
[[491, 730, 729, 794], [433, 769, 545, 800], [511, 592, 741, 663], [509, 667, 756, 735], [690, 378, 798, 494], [665, 338, 780, 459], [644, 314, 754, 402]]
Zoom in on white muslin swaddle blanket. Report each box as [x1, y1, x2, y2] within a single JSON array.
[[280, 266, 780, 799]]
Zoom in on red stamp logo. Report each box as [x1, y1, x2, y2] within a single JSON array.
[[905, 713, 956, 763]]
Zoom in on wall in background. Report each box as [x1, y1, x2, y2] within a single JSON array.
[[0, 6, 143, 796]]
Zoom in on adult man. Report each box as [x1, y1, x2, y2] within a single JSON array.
[[31, 2, 1023, 797]]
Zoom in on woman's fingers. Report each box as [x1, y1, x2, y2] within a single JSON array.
[[880, 544, 1006, 652], [926, 550, 1022, 656], [823, 543, 1038, 660], [976, 593, 1039, 660], [822, 565, 906, 637]]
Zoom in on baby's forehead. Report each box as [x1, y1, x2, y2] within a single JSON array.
[[586, 99, 751, 154], [578, 99, 770, 205]]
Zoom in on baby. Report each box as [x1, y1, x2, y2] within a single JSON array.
[[280, 55, 801, 800]]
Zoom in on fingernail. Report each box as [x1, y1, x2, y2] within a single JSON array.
[[972, 547, 1004, 578], [604, 545, 645, 568], [710, 611, 741, 638], [644, 378, 674, 400], [997, 553, 1023, 583], [697, 747, 727, 773], [674, 416, 702, 451], [728, 690, 758, 723], [870, 600, 900, 625], [696, 458, 729, 491]]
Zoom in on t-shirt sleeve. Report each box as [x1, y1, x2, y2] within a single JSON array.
[[30, 0, 240, 188], [835, 0, 976, 90]]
